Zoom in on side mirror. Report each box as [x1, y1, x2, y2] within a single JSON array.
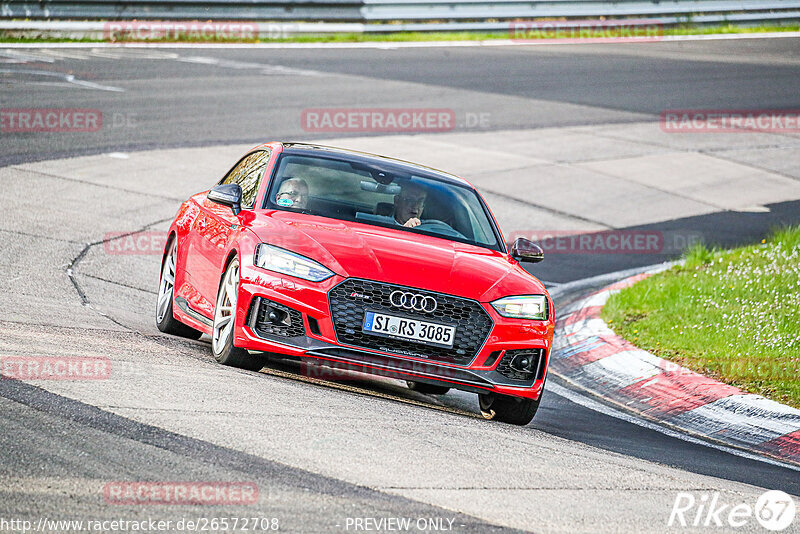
[[511, 237, 544, 263], [207, 184, 242, 215]]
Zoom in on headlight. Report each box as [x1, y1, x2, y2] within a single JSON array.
[[491, 295, 548, 320], [254, 244, 334, 282]]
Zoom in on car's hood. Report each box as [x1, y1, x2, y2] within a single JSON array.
[[248, 211, 547, 301]]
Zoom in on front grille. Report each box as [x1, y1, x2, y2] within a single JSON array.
[[496, 349, 545, 381], [252, 298, 305, 338], [328, 279, 493, 365]]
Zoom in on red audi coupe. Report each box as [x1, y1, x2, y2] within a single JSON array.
[[157, 143, 554, 424]]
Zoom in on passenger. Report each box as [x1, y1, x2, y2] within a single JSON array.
[[275, 178, 309, 210], [393, 183, 427, 228]]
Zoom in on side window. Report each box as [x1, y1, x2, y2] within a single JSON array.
[[219, 150, 270, 209]]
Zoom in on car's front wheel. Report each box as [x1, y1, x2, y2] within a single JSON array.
[[156, 238, 202, 340], [479, 391, 541, 426], [211, 256, 265, 372]]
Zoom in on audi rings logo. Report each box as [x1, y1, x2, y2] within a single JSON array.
[[389, 291, 438, 313]]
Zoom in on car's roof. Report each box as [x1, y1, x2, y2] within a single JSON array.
[[276, 142, 473, 188]]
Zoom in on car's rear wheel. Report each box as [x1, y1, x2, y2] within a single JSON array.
[[406, 381, 451, 395], [479, 391, 541, 426], [156, 238, 202, 340], [211, 256, 265, 372]]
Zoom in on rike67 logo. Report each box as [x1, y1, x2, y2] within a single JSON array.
[[669, 490, 796, 531]]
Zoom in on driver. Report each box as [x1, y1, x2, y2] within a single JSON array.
[[393, 183, 427, 228], [275, 178, 309, 210]]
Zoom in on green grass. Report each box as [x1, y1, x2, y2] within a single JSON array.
[[0, 23, 797, 44], [602, 226, 800, 409], [665, 23, 800, 36]]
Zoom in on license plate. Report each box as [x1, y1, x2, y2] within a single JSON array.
[[362, 311, 456, 348]]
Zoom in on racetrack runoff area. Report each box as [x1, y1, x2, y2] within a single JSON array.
[[2, 118, 800, 532], [2, 33, 800, 532]]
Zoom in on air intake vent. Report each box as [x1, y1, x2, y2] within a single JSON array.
[[308, 316, 322, 336], [482, 350, 503, 367], [496, 349, 545, 381]]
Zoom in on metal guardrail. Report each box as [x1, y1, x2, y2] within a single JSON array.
[[362, 0, 800, 21], [1, 0, 799, 28], [0, 1, 364, 21]]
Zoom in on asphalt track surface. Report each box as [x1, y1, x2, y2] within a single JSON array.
[[1, 38, 800, 533]]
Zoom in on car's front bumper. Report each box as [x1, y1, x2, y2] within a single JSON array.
[[233, 259, 553, 400]]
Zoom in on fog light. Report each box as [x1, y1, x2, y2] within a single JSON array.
[[509, 353, 535, 373], [266, 307, 290, 326]]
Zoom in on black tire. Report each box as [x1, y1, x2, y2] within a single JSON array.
[[478, 391, 542, 426], [211, 256, 265, 372], [406, 381, 451, 395], [214, 334, 265, 372], [156, 238, 203, 340]]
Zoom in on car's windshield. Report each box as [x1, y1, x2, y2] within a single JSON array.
[[264, 153, 502, 250]]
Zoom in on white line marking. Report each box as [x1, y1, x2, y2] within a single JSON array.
[[0, 49, 55, 62], [538, 279, 562, 289], [176, 55, 219, 65], [0, 67, 124, 92], [0, 32, 797, 50], [547, 381, 800, 471], [39, 49, 93, 60], [578, 290, 613, 308], [549, 261, 675, 300], [64, 75, 125, 92], [579, 349, 662, 389], [176, 55, 324, 76], [639, 377, 660, 389], [672, 395, 800, 446], [88, 49, 180, 60]]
